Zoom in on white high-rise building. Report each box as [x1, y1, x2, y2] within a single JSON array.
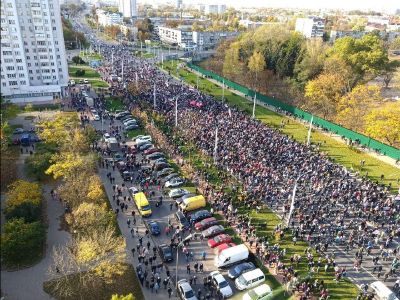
[[176, 0, 182, 9], [0, 0, 69, 104], [295, 17, 325, 38], [118, 0, 137, 18]]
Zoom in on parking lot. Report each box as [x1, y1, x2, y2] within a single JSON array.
[[86, 107, 266, 299]]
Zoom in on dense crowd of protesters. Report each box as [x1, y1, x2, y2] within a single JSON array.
[[73, 24, 400, 298]]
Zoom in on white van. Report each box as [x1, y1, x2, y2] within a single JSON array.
[[235, 268, 265, 291], [242, 284, 272, 300], [370, 281, 399, 300], [214, 244, 249, 268]]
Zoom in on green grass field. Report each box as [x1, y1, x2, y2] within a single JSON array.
[[106, 97, 125, 112], [68, 64, 109, 88], [79, 51, 103, 61], [162, 61, 400, 193]]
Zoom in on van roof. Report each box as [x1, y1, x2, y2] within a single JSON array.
[[219, 244, 248, 257], [135, 192, 148, 205], [240, 268, 264, 280], [182, 195, 204, 204], [370, 281, 396, 298], [108, 137, 118, 142], [251, 284, 272, 296]]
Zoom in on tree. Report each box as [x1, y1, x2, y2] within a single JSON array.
[[5, 180, 42, 222], [1, 219, 45, 265], [57, 173, 105, 209], [304, 72, 345, 119], [336, 85, 382, 131], [329, 34, 389, 84], [365, 101, 400, 147], [323, 55, 355, 93], [46, 152, 97, 180], [66, 202, 115, 235], [380, 60, 400, 88], [111, 294, 135, 300], [38, 112, 80, 147], [47, 226, 127, 297], [72, 56, 85, 64], [247, 50, 266, 91], [223, 42, 245, 81], [389, 37, 400, 50]]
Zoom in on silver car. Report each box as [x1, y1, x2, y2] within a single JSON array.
[[177, 279, 198, 300]]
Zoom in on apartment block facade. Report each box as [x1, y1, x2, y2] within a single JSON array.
[[0, 0, 68, 103]]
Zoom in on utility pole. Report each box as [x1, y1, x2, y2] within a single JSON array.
[[252, 93, 256, 119], [175, 97, 178, 127], [307, 115, 313, 146], [213, 127, 218, 164], [153, 83, 156, 109]]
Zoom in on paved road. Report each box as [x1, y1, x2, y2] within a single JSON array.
[[87, 107, 248, 299]]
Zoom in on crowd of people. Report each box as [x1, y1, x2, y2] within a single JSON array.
[[75, 21, 399, 297]]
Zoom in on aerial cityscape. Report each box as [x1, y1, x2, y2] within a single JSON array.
[[0, 0, 399, 300]]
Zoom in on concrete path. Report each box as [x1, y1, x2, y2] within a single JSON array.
[[1, 113, 71, 300]]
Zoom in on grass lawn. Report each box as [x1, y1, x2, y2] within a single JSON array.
[[68, 65, 101, 78], [43, 264, 144, 300], [133, 51, 155, 59], [79, 51, 103, 60], [126, 128, 147, 139], [161, 61, 400, 193], [0, 147, 19, 193], [106, 97, 125, 112]]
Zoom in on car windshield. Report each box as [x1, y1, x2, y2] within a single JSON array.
[[219, 280, 228, 288], [142, 205, 151, 211], [184, 290, 194, 298], [247, 290, 258, 300], [237, 275, 247, 286]]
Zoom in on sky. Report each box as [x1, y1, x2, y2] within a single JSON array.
[[158, 0, 399, 13]]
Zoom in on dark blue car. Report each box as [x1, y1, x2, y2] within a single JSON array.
[[148, 221, 161, 235], [227, 262, 256, 279]]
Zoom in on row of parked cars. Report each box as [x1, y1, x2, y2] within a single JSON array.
[[115, 110, 140, 130], [125, 133, 273, 299]]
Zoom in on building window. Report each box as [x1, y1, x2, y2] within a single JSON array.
[[2, 82, 6, 87], [7, 74, 16, 78], [17, 66, 24, 70], [20, 80, 26, 85], [9, 81, 18, 86]]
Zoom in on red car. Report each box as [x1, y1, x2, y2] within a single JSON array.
[[195, 217, 218, 231], [207, 234, 232, 248], [144, 148, 158, 155], [215, 242, 237, 254]]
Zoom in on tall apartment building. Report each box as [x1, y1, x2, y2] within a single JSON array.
[[295, 17, 325, 38], [204, 4, 226, 15], [97, 9, 123, 26], [0, 0, 69, 103], [118, 0, 136, 18], [176, 0, 183, 9]]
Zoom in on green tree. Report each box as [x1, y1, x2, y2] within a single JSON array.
[[329, 34, 389, 84], [1, 219, 45, 265], [380, 60, 400, 88]]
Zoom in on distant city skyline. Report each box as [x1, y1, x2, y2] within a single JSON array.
[[144, 0, 399, 13]]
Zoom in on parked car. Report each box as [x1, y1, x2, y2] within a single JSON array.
[[83, 79, 89, 84], [165, 177, 185, 188], [154, 162, 171, 171], [148, 221, 161, 235], [147, 152, 165, 160], [202, 225, 225, 238], [123, 119, 138, 126], [242, 284, 272, 300], [177, 279, 198, 300], [115, 111, 130, 119], [158, 244, 173, 263], [128, 187, 139, 197], [156, 168, 174, 178], [163, 173, 179, 184], [138, 143, 153, 151], [208, 234, 232, 248], [210, 271, 233, 298], [125, 124, 139, 130], [190, 210, 212, 224], [195, 217, 219, 231], [152, 157, 168, 165], [228, 262, 256, 279], [168, 188, 189, 199], [121, 171, 134, 181], [13, 128, 24, 134], [175, 211, 190, 230], [93, 114, 100, 121], [144, 148, 159, 155], [103, 133, 111, 142], [133, 135, 152, 142]]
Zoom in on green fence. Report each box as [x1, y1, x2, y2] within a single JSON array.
[[187, 63, 400, 160]]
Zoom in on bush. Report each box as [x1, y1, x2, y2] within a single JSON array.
[[72, 56, 85, 64], [5, 180, 42, 222], [26, 143, 56, 180], [1, 219, 45, 266], [75, 69, 86, 77]]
